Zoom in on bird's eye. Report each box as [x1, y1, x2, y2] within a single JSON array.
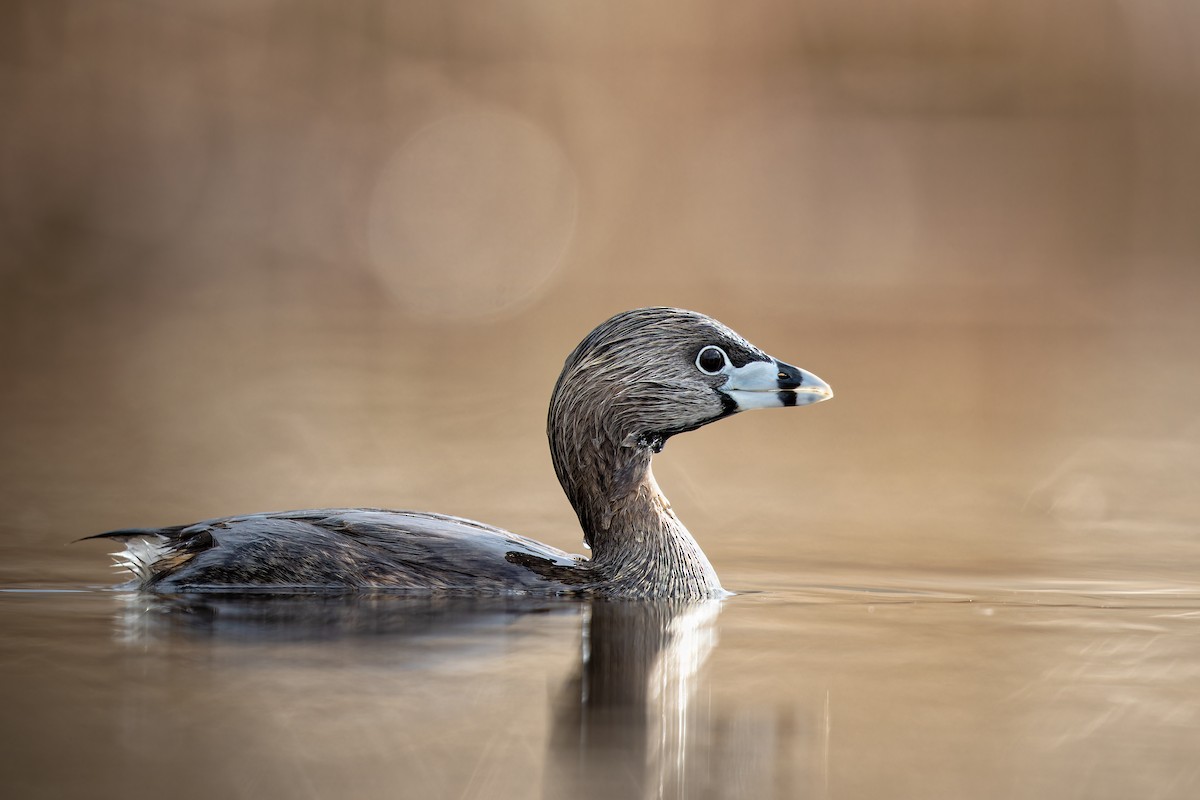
[[696, 345, 728, 375]]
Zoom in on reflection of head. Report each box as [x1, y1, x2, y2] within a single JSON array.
[[546, 599, 722, 800]]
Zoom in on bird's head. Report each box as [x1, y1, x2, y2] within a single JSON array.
[[548, 307, 832, 456]]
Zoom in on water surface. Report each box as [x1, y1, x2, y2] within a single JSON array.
[[2, 305, 1198, 799], [2, 583, 1197, 799]]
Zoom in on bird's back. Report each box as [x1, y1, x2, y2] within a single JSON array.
[[86, 509, 588, 594]]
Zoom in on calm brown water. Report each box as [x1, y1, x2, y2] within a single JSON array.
[[2, 586, 1198, 800], [4, 2, 1200, 798], [2, 302, 1198, 799]]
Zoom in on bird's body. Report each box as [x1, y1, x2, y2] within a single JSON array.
[[87, 308, 832, 599], [101, 509, 586, 594]]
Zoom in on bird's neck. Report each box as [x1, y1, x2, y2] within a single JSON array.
[[549, 426, 723, 598]]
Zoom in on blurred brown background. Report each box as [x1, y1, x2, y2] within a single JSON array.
[[2, 1, 1198, 588]]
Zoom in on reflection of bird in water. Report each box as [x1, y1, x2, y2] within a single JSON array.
[[84, 308, 831, 598], [112, 592, 577, 648], [546, 600, 722, 800], [112, 592, 724, 800]]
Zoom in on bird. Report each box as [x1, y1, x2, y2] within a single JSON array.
[[84, 307, 832, 599]]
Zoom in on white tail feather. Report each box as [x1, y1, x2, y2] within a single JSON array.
[[110, 536, 171, 583]]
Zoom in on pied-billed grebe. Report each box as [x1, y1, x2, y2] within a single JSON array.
[[86, 308, 832, 598]]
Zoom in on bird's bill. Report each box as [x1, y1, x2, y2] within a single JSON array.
[[721, 359, 833, 410]]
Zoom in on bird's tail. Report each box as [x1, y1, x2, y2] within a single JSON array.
[[77, 526, 203, 586]]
